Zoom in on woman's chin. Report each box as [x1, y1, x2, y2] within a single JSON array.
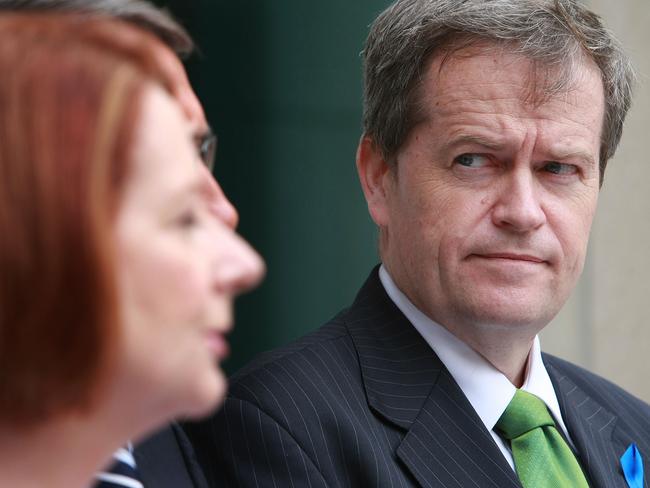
[[179, 368, 228, 421]]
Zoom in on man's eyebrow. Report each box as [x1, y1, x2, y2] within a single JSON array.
[[444, 133, 506, 151], [444, 133, 597, 165], [546, 147, 597, 166]]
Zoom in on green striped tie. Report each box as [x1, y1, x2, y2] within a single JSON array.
[[495, 389, 590, 488]]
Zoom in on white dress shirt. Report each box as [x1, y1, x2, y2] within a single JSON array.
[[379, 265, 574, 469]]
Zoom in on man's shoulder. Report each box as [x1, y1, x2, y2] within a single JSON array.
[[227, 310, 361, 407], [543, 352, 650, 415]]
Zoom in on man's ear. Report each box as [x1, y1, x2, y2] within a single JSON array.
[[356, 135, 392, 227]]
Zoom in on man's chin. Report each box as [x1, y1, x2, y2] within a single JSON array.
[[452, 291, 561, 331]]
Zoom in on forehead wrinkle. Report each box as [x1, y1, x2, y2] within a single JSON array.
[[427, 90, 601, 142], [429, 84, 596, 118], [425, 82, 540, 125], [419, 44, 604, 120], [427, 79, 527, 109]]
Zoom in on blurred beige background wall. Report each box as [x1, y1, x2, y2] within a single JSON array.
[[542, 0, 650, 401]]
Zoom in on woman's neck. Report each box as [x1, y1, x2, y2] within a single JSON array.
[[0, 374, 179, 488], [0, 410, 132, 488]]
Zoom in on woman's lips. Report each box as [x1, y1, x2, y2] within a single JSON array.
[[206, 330, 230, 360]]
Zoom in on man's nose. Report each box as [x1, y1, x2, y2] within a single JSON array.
[[491, 169, 546, 233]]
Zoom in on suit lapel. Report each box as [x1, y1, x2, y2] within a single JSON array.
[[346, 268, 521, 488], [546, 358, 634, 488], [396, 369, 522, 488]]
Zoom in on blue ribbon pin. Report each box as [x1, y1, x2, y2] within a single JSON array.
[[621, 443, 644, 488]]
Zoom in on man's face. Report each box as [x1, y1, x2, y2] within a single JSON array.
[[361, 45, 604, 342]]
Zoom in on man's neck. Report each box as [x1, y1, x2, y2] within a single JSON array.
[[453, 329, 534, 387]]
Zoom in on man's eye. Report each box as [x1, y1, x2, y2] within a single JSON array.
[[543, 162, 578, 175], [454, 153, 490, 168]]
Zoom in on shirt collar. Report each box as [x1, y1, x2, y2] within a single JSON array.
[[378, 265, 570, 438]]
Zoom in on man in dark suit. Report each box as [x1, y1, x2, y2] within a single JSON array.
[[186, 0, 650, 487]]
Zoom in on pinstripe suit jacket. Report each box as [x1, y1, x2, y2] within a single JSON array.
[[185, 267, 650, 487]]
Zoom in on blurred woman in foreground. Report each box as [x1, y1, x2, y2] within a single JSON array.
[[0, 13, 263, 487]]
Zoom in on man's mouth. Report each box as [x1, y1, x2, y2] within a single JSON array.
[[474, 253, 546, 264]]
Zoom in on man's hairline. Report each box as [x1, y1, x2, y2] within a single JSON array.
[[369, 40, 607, 174]]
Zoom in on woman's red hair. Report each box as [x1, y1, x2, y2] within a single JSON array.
[[0, 13, 180, 426]]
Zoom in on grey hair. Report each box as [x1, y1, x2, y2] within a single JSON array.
[[362, 0, 635, 181], [0, 0, 193, 56]]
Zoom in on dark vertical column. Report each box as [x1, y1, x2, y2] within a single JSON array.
[[153, 0, 390, 373]]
